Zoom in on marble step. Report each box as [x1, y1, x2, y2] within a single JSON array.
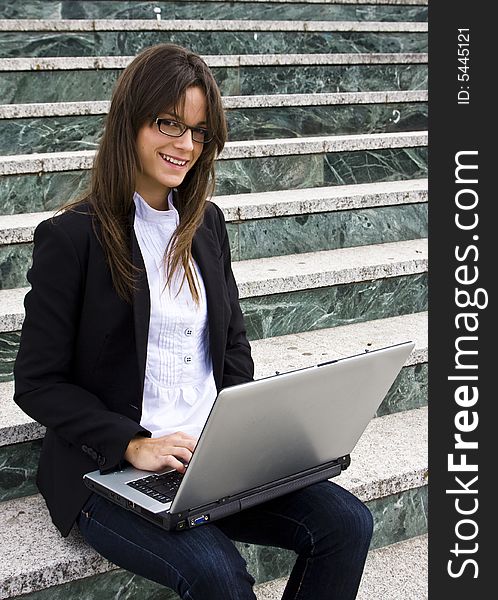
[[1, 146, 428, 216], [0, 53, 428, 72], [0, 240, 428, 382], [0, 98, 428, 155], [5, 6, 426, 23], [217, 178, 428, 220], [0, 240, 428, 379], [0, 131, 428, 219], [257, 534, 428, 600], [0, 310, 428, 447], [0, 20, 429, 33], [0, 180, 428, 243], [0, 407, 428, 599], [2, 0, 429, 24], [1, 197, 428, 285], [1, 146, 428, 214], [0, 66, 427, 103], [233, 237, 427, 297], [0, 238, 427, 333], [0, 131, 428, 175], [1, 63, 427, 105], [0, 180, 429, 282], [0, 90, 429, 118], [0, 26, 427, 59]]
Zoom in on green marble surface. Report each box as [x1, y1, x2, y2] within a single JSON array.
[[0, 273, 427, 380], [369, 484, 427, 550], [222, 64, 427, 97], [228, 102, 428, 141], [0, 243, 33, 289], [1, 200, 427, 288], [241, 273, 428, 340], [216, 154, 326, 196], [0, 331, 21, 383], [230, 203, 428, 261], [0, 31, 427, 58], [0, 439, 42, 502], [377, 363, 427, 417], [1, 1, 428, 22], [324, 147, 427, 186], [6, 485, 427, 599], [1, 103, 428, 156], [1, 115, 105, 157], [0, 64, 427, 104], [216, 147, 427, 196], [0, 70, 122, 105], [0, 148, 427, 215], [0, 171, 91, 216]]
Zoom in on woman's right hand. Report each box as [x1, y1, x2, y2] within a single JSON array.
[[124, 431, 197, 473]]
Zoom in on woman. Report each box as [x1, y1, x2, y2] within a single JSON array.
[[14, 44, 373, 599]]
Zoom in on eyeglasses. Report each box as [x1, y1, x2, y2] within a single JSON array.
[[154, 118, 213, 144]]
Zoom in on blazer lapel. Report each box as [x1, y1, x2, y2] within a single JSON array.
[[130, 206, 150, 399], [192, 221, 226, 392]]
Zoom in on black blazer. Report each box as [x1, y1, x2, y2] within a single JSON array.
[[13, 197, 254, 537]]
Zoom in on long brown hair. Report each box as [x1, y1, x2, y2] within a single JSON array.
[[65, 43, 227, 302]]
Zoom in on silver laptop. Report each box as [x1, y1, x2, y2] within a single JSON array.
[[84, 340, 415, 531]]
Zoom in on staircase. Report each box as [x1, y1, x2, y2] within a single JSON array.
[[0, 0, 428, 598]]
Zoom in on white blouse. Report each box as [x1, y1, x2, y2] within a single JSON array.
[[133, 191, 217, 439]]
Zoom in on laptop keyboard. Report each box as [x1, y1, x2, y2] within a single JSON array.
[[126, 471, 183, 503]]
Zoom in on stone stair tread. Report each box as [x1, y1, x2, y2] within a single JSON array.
[[357, 534, 427, 600], [0, 392, 44, 445], [0, 91, 429, 118], [186, 0, 428, 4], [255, 534, 428, 600], [232, 238, 427, 297], [0, 179, 428, 243], [340, 407, 427, 501], [0, 53, 428, 72], [0, 311, 427, 445], [0, 238, 427, 331], [0, 19, 428, 32], [0, 131, 428, 175], [215, 178, 428, 220], [0, 211, 54, 244], [0, 287, 27, 333], [0, 406, 427, 598], [251, 311, 427, 379]]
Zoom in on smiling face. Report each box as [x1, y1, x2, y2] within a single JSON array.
[[135, 85, 208, 210]]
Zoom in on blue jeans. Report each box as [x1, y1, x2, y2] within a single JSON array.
[[77, 480, 373, 599]]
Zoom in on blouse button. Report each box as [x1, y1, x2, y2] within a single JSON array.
[[184, 355, 192, 364], [184, 328, 193, 336]]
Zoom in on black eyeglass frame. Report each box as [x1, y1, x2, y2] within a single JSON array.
[[154, 118, 213, 144]]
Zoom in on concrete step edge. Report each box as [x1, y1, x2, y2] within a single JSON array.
[[233, 237, 427, 297], [0, 131, 428, 175], [215, 178, 428, 220], [255, 534, 428, 599], [0, 53, 428, 72], [0, 311, 428, 446], [0, 407, 427, 598], [0, 19, 428, 32], [0, 238, 428, 331], [0, 90, 429, 119], [185, 0, 427, 4], [0, 179, 428, 243]]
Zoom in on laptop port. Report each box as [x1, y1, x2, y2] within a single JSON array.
[[126, 500, 135, 509], [189, 515, 209, 527]]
